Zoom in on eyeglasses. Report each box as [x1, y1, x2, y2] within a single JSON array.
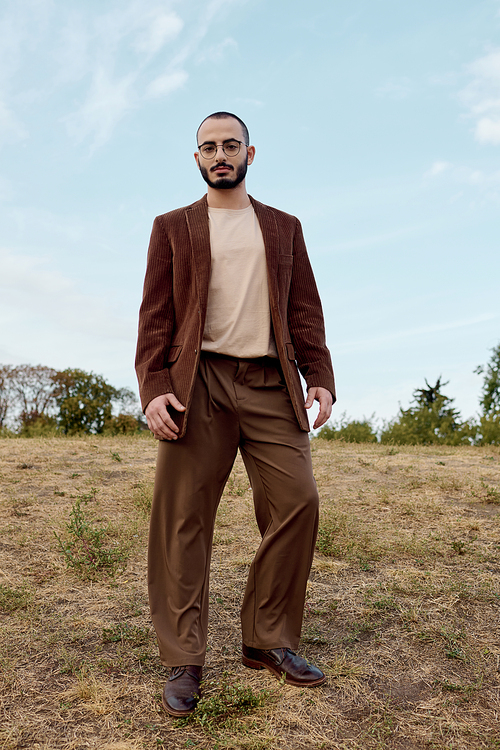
[[197, 139, 247, 159]]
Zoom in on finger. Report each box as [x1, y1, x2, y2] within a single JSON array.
[[148, 410, 179, 440], [304, 388, 316, 409], [157, 424, 179, 440], [313, 405, 326, 429], [165, 393, 186, 412], [153, 420, 179, 440], [155, 410, 179, 440], [313, 396, 332, 429], [313, 410, 328, 430], [158, 408, 180, 434]]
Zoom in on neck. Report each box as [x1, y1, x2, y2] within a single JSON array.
[[206, 181, 251, 209]]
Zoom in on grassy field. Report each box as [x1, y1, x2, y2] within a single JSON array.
[[0, 434, 499, 750]]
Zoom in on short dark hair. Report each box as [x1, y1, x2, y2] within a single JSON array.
[[196, 111, 249, 146]]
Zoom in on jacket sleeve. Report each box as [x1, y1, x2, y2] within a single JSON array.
[[287, 219, 336, 399], [135, 217, 175, 412]]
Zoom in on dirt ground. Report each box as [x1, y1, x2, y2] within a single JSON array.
[[0, 435, 499, 749]]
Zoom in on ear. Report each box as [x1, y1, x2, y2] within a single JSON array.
[[246, 145, 255, 165], [194, 151, 201, 169]]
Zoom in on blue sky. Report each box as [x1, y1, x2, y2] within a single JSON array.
[[0, 0, 499, 427]]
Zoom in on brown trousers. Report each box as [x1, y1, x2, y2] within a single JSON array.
[[148, 353, 319, 667]]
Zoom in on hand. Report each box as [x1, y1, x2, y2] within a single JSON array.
[[145, 393, 186, 441], [305, 387, 333, 430]]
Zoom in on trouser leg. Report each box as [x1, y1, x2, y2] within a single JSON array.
[[148, 357, 239, 667], [149, 355, 319, 665], [236, 362, 319, 649]]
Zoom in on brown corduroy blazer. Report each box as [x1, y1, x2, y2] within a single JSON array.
[[135, 194, 335, 438]]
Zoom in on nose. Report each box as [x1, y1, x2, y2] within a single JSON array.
[[214, 145, 226, 161]]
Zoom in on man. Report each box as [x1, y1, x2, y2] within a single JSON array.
[[135, 112, 335, 717]]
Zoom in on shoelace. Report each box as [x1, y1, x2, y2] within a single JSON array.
[[171, 666, 186, 677]]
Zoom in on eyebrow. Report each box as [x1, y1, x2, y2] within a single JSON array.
[[197, 138, 240, 147]]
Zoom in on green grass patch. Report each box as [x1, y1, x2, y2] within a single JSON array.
[[175, 678, 274, 731], [55, 495, 128, 579], [102, 622, 150, 645], [132, 481, 153, 515], [0, 583, 32, 613], [316, 512, 354, 557]]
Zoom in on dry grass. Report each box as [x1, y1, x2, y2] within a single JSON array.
[[0, 435, 499, 749]]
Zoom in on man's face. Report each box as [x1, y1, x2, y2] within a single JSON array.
[[195, 117, 254, 190]]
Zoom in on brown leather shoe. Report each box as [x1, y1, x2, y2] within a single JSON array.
[[162, 665, 202, 716], [242, 644, 326, 687]]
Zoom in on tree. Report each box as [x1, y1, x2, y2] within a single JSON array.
[[11, 364, 58, 426], [380, 378, 471, 446], [0, 364, 58, 429], [0, 365, 15, 428], [52, 369, 136, 434], [473, 343, 500, 445], [475, 343, 500, 416]]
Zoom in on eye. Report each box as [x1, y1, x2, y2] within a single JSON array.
[[202, 145, 215, 156], [225, 143, 239, 154]]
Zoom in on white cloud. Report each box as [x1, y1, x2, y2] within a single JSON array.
[[465, 167, 500, 187], [196, 37, 237, 64], [424, 161, 452, 178], [429, 72, 458, 87], [0, 98, 28, 146], [0, 245, 137, 385], [0, 175, 13, 201], [475, 116, 500, 145], [52, 11, 90, 85], [0, 248, 73, 297], [145, 69, 188, 99], [335, 314, 497, 355], [57, 1, 239, 148], [234, 97, 264, 108], [0, 0, 244, 150], [460, 49, 500, 145], [422, 159, 500, 201], [63, 68, 137, 150], [374, 76, 412, 100], [0, 247, 133, 341], [134, 9, 184, 56]]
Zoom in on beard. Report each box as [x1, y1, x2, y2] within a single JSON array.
[[199, 159, 248, 190]]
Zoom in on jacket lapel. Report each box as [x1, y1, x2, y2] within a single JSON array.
[[185, 196, 211, 305], [250, 196, 280, 302]]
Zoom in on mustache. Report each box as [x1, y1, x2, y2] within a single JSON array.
[[210, 162, 234, 172]]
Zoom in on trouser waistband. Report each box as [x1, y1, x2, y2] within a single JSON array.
[[200, 350, 280, 367]]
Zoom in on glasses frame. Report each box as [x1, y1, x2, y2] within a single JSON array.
[[197, 139, 247, 160]]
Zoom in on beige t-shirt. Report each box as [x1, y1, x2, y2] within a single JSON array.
[[202, 205, 277, 358]]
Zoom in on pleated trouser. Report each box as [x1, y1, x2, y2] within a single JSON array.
[[148, 352, 319, 667]]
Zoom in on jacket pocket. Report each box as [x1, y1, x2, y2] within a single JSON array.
[[166, 344, 183, 365], [278, 254, 293, 266]]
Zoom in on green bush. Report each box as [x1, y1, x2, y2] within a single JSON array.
[[104, 413, 141, 435], [316, 413, 378, 443], [472, 414, 500, 446], [18, 414, 59, 437], [472, 344, 500, 445], [380, 378, 472, 446]]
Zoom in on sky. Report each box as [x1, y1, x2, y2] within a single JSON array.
[[0, 0, 499, 429]]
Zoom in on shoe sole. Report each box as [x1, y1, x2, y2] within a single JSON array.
[[162, 694, 197, 717], [242, 654, 326, 687]]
